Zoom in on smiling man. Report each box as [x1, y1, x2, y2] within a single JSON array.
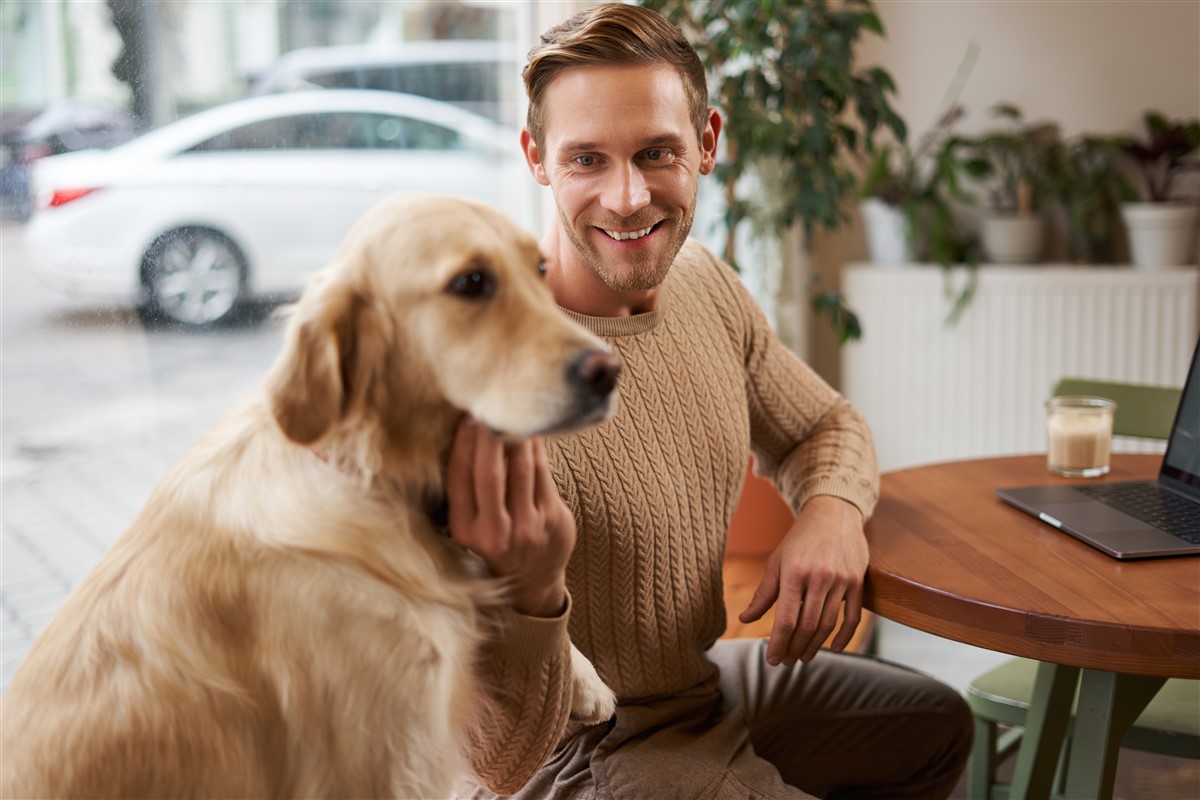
[[528, 60, 709, 313], [450, 4, 972, 799]]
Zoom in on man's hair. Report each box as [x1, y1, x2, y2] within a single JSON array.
[[522, 2, 709, 149]]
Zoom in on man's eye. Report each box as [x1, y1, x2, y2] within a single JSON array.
[[645, 149, 670, 162], [537, 259, 548, 278], [575, 155, 596, 168], [447, 268, 496, 300]]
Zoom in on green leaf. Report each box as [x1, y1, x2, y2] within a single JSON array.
[[860, 11, 884, 36]]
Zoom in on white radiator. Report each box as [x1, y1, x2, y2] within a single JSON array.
[[840, 265, 1199, 472]]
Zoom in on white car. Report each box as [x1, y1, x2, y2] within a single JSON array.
[[25, 90, 530, 328]]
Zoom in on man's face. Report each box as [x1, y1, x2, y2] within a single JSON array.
[[524, 63, 718, 293]]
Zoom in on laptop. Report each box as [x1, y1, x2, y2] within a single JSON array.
[[996, 337, 1200, 560]]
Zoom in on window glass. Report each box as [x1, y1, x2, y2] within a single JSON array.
[[186, 113, 461, 152], [3, 0, 543, 695], [307, 69, 364, 90]]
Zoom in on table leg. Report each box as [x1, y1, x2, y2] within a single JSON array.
[[1009, 662, 1079, 799], [1062, 670, 1166, 799]]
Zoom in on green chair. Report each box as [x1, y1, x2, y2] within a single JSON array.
[[966, 377, 1196, 800], [1051, 378, 1182, 440]]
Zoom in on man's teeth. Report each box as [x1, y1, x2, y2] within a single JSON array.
[[604, 225, 654, 241]]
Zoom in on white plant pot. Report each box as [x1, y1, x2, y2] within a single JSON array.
[[860, 199, 912, 266], [981, 213, 1044, 264], [1121, 202, 1199, 268]]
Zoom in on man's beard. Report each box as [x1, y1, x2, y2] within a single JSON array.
[[557, 194, 697, 293]]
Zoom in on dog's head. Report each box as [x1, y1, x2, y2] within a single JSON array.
[[264, 194, 620, 478]]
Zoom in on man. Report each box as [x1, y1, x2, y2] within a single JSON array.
[[450, 4, 972, 798]]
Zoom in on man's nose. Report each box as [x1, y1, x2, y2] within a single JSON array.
[[600, 162, 651, 217]]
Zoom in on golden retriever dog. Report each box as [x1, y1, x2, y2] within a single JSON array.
[[1, 194, 619, 799]]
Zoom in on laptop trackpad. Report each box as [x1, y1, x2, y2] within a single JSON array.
[[1039, 501, 1146, 533]]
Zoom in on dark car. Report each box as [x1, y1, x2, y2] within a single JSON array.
[[0, 98, 137, 220]]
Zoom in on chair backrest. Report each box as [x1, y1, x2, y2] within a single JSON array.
[[1051, 378, 1183, 441]]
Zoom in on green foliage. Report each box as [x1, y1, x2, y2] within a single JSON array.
[[859, 103, 981, 325], [640, 0, 905, 344], [643, 0, 904, 238], [1114, 111, 1200, 202], [1043, 134, 1137, 263], [810, 287, 862, 346], [960, 103, 1060, 213]]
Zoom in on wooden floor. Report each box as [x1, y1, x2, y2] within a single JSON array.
[[949, 746, 1200, 799]]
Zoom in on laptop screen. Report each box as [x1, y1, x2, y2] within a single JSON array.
[[1161, 336, 1200, 493]]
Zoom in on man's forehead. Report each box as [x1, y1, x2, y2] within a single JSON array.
[[539, 63, 694, 148], [543, 61, 688, 101]]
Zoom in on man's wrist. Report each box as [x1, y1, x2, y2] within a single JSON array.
[[803, 494, 864, 522], [511, 582, 567, 618]]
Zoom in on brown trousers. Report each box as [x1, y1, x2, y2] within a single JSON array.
[[464, 640, 972, 800]]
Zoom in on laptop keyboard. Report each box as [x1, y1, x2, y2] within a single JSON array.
[[1074, 482, 1200, 544]]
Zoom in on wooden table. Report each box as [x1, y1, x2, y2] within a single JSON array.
[[863, 454, 1199, 799]]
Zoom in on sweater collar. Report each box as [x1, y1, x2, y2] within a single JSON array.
[[558, 306, 661, 337]]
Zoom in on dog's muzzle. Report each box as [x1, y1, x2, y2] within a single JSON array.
[[567, 350, 622, 423]]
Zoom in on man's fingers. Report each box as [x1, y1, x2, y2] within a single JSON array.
[[506, 440, 536, 514], [532, 439, 557, 507], [765, 574, 803, 666], [738, 560, 779, 624], [828, 583, 864, 654], [798, 586, 845, 663], [472, 423, 508, 525], [446, 417, 478, 531]]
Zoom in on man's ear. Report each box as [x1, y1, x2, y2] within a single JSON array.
[[521, 128, 551, 186], [699, 108, 722, 176], [265, 279, 361, 445]]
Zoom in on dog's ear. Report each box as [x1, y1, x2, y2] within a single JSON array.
[[265, 280, 362, 445]]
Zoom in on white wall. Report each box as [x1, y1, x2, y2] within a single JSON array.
[[809, 0, 1200, 387], [857, 0, 1199, 140]]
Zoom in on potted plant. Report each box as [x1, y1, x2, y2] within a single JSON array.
[[859, 104, 982, 324], [859, 104, 979, 265], [1042, 134, 1136, 264], [1115, 111, 1200, 268], [640, 0, 905, 344], [961, 103, 1060, 263]]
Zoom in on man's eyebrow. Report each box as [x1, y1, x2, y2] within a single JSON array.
[[558, 134, 690, 153]]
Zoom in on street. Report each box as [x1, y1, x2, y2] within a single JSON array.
[[1, 220, 288, 690]]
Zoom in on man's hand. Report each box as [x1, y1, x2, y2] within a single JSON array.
[[738, 496, 869, 665], [446, 417, 576, 617]]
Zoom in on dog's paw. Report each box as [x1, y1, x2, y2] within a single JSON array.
[[568, 644, 616, 724]]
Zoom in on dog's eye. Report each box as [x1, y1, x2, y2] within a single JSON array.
[[447, 269, 496, 300]]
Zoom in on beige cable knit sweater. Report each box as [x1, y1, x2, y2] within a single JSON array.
[[468, 240, 879, 794]]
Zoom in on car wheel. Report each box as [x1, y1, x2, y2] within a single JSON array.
[[142, 227, 246, 328]]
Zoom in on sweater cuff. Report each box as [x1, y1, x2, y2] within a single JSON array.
[[794, 476, 878, 522], [489, 591, 573, 663]]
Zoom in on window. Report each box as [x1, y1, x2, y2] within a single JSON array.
[[3, 0, 545, 695], [186, 112, 461, 152]]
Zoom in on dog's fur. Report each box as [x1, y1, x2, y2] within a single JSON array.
[[1, 194, 618, 799]]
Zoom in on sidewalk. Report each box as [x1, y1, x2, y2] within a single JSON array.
[[1, 222, 285, 689], [2, 442, 161, 688]]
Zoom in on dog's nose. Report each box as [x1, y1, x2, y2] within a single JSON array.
[[569, 351, 622, 397]]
